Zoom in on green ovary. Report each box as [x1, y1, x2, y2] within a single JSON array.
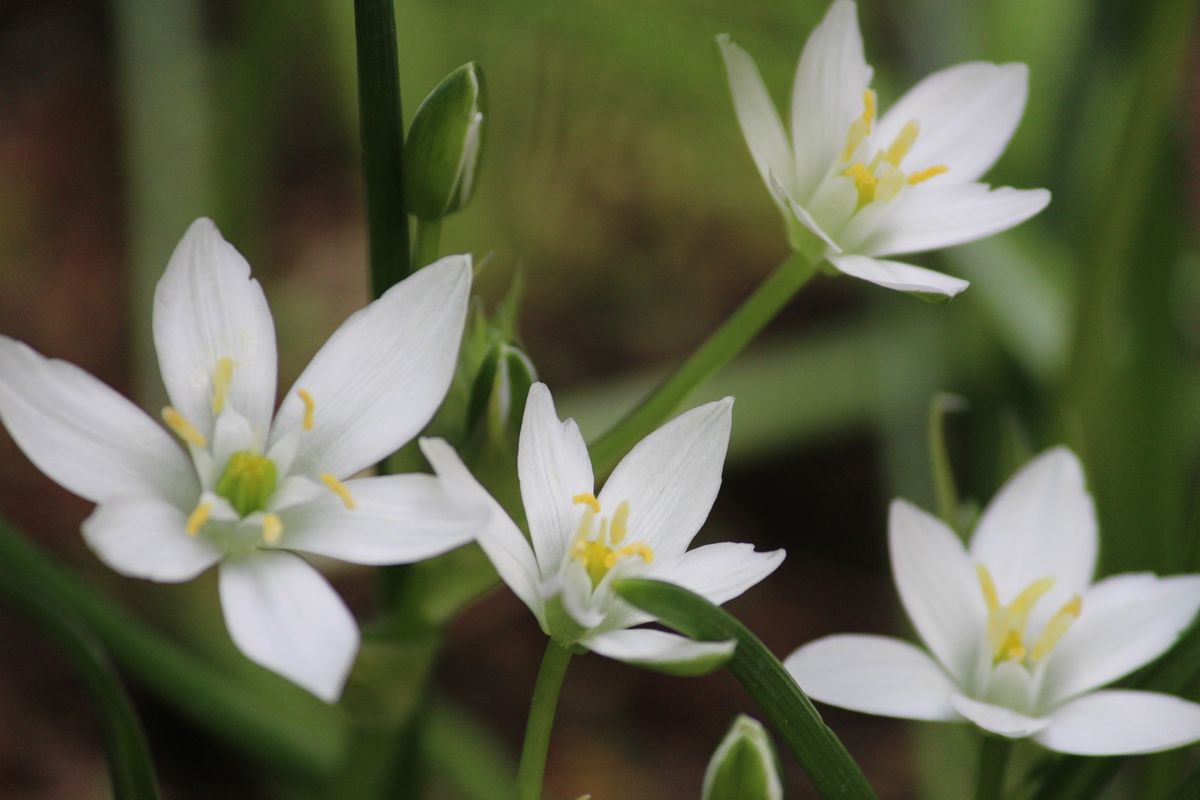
[[215, 451, 278, 517]]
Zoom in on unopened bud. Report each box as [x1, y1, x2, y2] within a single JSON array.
[[702, 715, 782, 800], [404, 62, 486, 220]]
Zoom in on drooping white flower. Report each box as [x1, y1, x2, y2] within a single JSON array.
[[719, 0, 1050, 299], [786, 448, 1200, 755], [0, 218, 481, 701], [420, 382, 784, 673]]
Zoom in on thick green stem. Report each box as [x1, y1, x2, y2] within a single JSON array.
[[588, 252, 817, 475], [973, 736, 1011, 800], [515, 641, 573, 800], [354, 0, 411, 295], [412, 217, 443, 270]]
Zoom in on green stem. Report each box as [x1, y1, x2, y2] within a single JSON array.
[[928, 393, 966, 535], [354, 0, 411, 295], [412, 217, 443, 270], [973, 736, 1011, 800], [588, 252, 817, 475], [515, 641, 573, 800]]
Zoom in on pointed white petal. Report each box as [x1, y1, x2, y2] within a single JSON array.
[[875, 62, 1028, 184], [218, 552, 359, 703], [0, 337, 197, 506], [517, 383, 595, 577], [271, 255, 471, 479], [553, 559, 608, 631], [268, 475, 324, 513], [969, 447, 1097, 603], [584, 628, 735, 675], [647, 542, 784, 606], [789, 0, 873, 198], [785, 634, 959, 721], [889, 499, 986, 683], [717, 35, 795, 195], [861, 184, 1050, 258], [210, 408, 256, 486], [598, 398, 732, 559], [828, 254, 968, 298], [951, 694, 1048, 738], [420, 438, 543, 620], [153, 219, 277, 440], [1037, 690, 1200, 755], [1040, 574, 1200, 707], [82, 497, 222, 582], [280, 474, 482, 565]]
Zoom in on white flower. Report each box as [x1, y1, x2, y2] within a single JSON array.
[[719, 0, 1050, 299], [786, 448, 1200, 755], [0, 218, 481, 701], [420, 383, 784, 672]]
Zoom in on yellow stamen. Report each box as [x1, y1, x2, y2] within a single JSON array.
[[976, 564, 1000, 611], [604, 543, 654, 569], [572, 493, 601, 513], [320, 473, 356, 509], [1008, 577, 1056, 626], [210, 357, 235, 415], [1032, 595, 1083, 662], [261, 513, 284, 545], [999, 630, 1027, 662], [885, 120, 920, 167], [874, 164, 906, 203], [186, 502, 212, 536], [907, 164, 949, 185], [162, 407, 207, 448], [862, 89, 876, 127], [840, 118, 869, 163], [610, 501, 630, 544], [978, 564, 1058, 663], [298, 389, 316, 431], [843, 163, 877, 206]]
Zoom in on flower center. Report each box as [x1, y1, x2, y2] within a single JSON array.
[[216, 450, 278, 517], [569, 493, 653, 588], [839, 90, 949, 209], [976, 564, 1082, 666]]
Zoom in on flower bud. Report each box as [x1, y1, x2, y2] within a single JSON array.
[[404, 62, 486, 220], [702, 715, 783, 800], [467, 340, 536, 445]]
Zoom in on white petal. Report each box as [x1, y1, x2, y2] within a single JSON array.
[[786, 196, 843, 254], [271, 255, 471, 479], [889, 499, 986, 683], [786, 634, 959, 721], [218, 552, 359, 702], [789, 0, 873, 198], [1037, 690, 1200, 756], [875, 62, 1028, 184], [553, 559, 608, 631], [969, 447, 1097, 603], [280, 474, 482, 565], [861, 184, 1050, 258], [584, 628, 735, 674], [1039, 574, 1200, 707], [647, 542, 784, 606], [0, 337, 197, 507], [951, 694, 1049, 738], [598, 398, 732, 559], [420, 438, 543, 620], [153, 218, 277, 440], [517, 383, 595, 577], [210, 408, 256, 486], [82, 497, 222, 582], [717, 35, 795, 195], [828, 254, 968, 298]]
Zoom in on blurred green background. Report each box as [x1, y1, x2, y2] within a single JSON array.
[[0, 0, 1197, 797]]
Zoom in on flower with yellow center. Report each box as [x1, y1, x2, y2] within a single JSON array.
[[787, 448, 1200, 755], [0, 219, 483, 701], [718, 0, 1050, 299], [420, 382, 785, 673]]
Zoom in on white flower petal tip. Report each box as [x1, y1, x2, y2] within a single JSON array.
[[585, 629, 735, 676], [716, 34, 792, 195], [828, 254, 968, 300], [1037, 691, 1200, 756], [648, 542, 784, 607], [951, 695, 1049, 738]]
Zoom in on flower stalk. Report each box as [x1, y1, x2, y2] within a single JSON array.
[[515, 641, 573, 800], [973, 736, 1012, 800]]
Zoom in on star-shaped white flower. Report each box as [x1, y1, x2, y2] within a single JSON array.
[[420, 383, 784, 672], [786, 448, 1200, 755], [719, 0, 1050, 299], [0, 219, 481, 701]]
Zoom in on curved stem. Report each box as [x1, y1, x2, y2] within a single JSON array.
[[515, 641, 573, 800], [974, 736, 1012, 800], [413, 217, 443, 270], [588, 252, 817, 476]]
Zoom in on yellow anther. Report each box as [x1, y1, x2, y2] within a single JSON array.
[[840, 117, 869, 163], [977, 564, 1000, 611], [604, 542, 654, 569], [210, 357, 235, 415], [999, 630, 1027, 662], [610, 501, 630, 544], [186, 502, 212, 536], [906, 164, 949, 185], [320, 473, 356, 509], [298, 388, 316, 431], [875, 164, 906, 203], [162, 407, 207, 448], [862, 89, 876, 127], [1032, 595, 1083, 662], [261, 513, 284, 545], [843, 163, 878, 206], [572, 493, 601, 513], [885, 120, 920, 167], [1008, 577, 1056, 626]]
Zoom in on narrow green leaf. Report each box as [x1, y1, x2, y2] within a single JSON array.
[[613, 578, 877, 800], [928, 392, 968, 536]]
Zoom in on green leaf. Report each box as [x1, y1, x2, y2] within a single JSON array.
[[613, 578, 876, 800]]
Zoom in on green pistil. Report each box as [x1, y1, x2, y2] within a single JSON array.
[[215, 451, 277, 517]]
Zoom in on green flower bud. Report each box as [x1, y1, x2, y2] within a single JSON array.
[[702, 716, 783, 800], [404, 62, 486, 220], [467, 340, 536, 445]]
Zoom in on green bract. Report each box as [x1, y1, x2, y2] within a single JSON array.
[[404, 62, 486, 220]]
